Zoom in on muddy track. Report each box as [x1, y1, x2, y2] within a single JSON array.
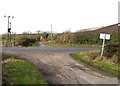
[[2, 48, 118, 85]]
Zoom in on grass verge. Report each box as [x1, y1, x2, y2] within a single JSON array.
[[2, 53, 48, 85], [44, 42, 100, 48], [71, 50, 119, 77]]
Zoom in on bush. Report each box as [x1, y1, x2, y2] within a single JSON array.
[[54, 32, 103, 45], [2, 53, 18, 61], [16, 36, 36, 47], [104, 43, 118, 58]]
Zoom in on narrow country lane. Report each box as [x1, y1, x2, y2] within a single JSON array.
[[2, 47, 118, 85]]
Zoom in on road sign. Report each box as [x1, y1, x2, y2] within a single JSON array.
[[100, 33, 111, 58], [100, 33, 110, 40]]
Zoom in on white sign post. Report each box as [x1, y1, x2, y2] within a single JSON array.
[[100, 33, 110, 58]]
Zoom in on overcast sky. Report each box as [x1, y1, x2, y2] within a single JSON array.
[[0, 0, 119, 34]]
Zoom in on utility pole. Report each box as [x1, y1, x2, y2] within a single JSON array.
[[4, 15, 14, 47], [51, 24, 53, 41], [9, 22, 11, 43]]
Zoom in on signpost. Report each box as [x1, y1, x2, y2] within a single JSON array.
[[100, 33, 110, 58]]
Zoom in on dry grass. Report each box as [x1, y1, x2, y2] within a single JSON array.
[[2, 58, 20, 64], [79, 50, 118, 64], [72, 50, 119, 76]]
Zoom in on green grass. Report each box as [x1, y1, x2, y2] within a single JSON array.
[[31, 42, 39, 47], [2, 53, 48, 85], [71, 51, 119, 77], [44, 42, 100, 48]]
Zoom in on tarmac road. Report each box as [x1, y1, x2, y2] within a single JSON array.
[[2, 47, 118, 85]]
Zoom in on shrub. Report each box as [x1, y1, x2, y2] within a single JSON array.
[[54, 32, 103, 45], [104, 43, 118, 58], [16, 36, 36, 47]]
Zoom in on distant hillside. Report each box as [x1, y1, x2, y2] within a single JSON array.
[[78, 24, 118, 35], [78, 27, 101, 32], [92, 24, 118, 35]]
